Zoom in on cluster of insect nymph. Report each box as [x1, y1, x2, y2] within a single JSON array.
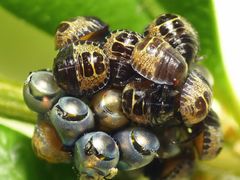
[[23, 13, 223, 180]]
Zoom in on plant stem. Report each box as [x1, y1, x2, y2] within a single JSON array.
[[0, 76, 36, 124], [0, 116, 34, 138]]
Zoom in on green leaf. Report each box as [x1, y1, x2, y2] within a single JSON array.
[[0, 125, 73, 180], [0, 0, 239, 123], [0, 0, 152, 34]]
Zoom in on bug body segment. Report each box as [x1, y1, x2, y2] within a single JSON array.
[[159, 148, 195, 180], [122, 80, 177, 125], [50, 97, 95, 146], [53, 41, 110, 96], [104, 30, 143, 62], [154, 122, 185, 159], [74, 132, 119, 179], [144, 148, 195, 180], [190, 63, 214, 88], [32, 118, 72, 163], [103, 30, 143, 88], [23, 70, 63, 113], [113, 127, 160, 171], [55, 16, 109, 49], [91, 89, 129, 131], [145, 13, 199, 64], [131, 36, 188, 86], [194, 110, 223, 160], [179, 70, 212, 126]]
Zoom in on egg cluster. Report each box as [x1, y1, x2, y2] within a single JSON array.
[[23, 14, 223, 180]]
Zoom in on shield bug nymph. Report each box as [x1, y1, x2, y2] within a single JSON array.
[[55, 16, 109, 49], [53, 41, 110, 96]]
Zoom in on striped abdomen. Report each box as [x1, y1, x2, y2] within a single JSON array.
[[194, 110, 223, 160], [104, 30, 143, 88], [144, 13, 199, 64], [131, 36, 188, 86]]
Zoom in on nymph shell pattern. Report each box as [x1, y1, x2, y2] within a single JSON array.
[[131, 36, 188, 86], [55, 16, 109, 49], [53, 41, 110, 96]]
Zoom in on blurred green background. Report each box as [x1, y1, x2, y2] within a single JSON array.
[[0, 6, 55, 81]]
